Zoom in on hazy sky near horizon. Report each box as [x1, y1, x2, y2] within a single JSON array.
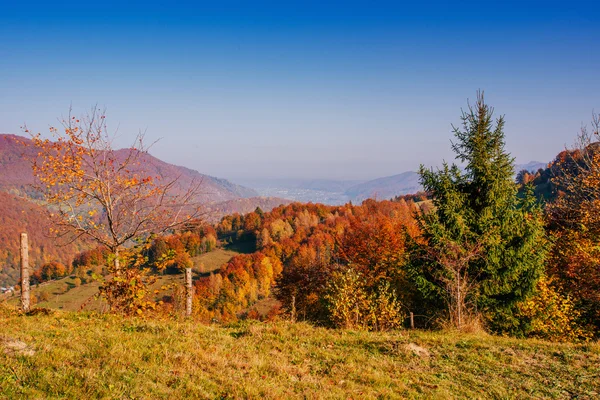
[[1, 1, 599, 182]]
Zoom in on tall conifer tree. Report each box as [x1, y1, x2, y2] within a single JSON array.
[[409, 92, 546, 333]]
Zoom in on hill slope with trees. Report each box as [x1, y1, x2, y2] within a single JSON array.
[[0, 133, 288, 287], [0, 191, 84, 288]]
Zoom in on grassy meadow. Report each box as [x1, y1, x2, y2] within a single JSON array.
[[1, 243, 598, 398], [1, 305, 599, 399], [2, 246, 243, 313]]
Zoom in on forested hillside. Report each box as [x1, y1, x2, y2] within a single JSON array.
[[0, 192, 84, 287], [0, 134, 285, 286], [203, 197, 292, 223], [200, 199, 419, 326], [182, 99, 600, 341], [4, 99, 600, 344]]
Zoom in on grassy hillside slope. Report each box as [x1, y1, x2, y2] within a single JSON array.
[[1, 307, 598, 399], [2, 247, 243, 312]]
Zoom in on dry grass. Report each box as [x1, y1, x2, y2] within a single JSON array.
[[192, 247, 241, 274], [1, 304, 599, 399], [4, 277, 106, 312], [437, 313, 488, 335]]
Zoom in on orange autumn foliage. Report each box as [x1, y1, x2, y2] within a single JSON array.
[[207, 199, 420, 324], [26, 108, 201, 313], [546, 115, 600, 330]]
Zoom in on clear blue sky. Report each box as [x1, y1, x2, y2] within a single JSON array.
[[1, 1, 598, 181]]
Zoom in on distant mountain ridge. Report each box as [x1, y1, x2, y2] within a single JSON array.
[[0, 134, 258, 203], [342, 160, 548, 202], [515, 161, 547, 173], [204, 197, 293, 223], [244, 160, 548, 204], [344, 171, 421, 202]]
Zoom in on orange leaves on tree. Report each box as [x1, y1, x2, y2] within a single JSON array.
[[546, 113, 600, 330], [24, 107, 202, 314]]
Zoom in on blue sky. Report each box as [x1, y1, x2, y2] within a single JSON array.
[[1, 1, 599, 181]]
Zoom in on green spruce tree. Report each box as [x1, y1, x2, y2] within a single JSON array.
[[409, 92, 546, 334]]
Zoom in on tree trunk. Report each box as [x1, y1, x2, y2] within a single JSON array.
[[113, 248, 120, 274]]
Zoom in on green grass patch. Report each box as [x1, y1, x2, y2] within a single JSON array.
[[1, 306, 598, 399], [5, 278, 106, 312], [192, 247, 241, 275]]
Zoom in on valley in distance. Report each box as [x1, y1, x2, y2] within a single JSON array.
[[236, 160, 547, 205]]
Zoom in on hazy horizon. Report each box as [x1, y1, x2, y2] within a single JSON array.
[[1, 1, 598, 181]]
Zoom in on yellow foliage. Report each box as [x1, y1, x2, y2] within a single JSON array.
[[519, 276, 593, 342], [325, 268, 404, 331]]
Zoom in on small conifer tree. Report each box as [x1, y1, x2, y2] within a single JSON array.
[[409, 92, 547, 333]]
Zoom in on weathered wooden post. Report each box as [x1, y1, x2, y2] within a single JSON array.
[[410, 312, 414, 329], [20, 233, 30, 312], [290, 295, 296, 323], [185, 267, 193, 317]]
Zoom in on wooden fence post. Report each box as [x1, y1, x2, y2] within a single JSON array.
[[410, 312, 414, 329], [290, 295, 296, 323], [185, 267, 193, 317], [20, 232, 30, 312]]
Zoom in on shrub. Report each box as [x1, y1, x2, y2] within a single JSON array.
[[325, 268, 404, 331], [325, 268, 371, 329], [37, 291, 50, 302], [368, 281, 404, 331], [518, 276, 593, 341]]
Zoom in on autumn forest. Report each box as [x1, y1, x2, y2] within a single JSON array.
[[1, 94, 599, 346]]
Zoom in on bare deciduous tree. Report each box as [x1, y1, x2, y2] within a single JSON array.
[[423, 237, 485, 330], [25, 107, 202, 312]]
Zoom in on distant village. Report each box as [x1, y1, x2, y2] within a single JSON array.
[[1, 286, 15, 294]]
